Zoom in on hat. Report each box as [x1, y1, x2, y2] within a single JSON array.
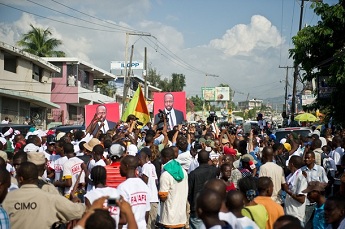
[[283, 143, 291, 151], [198, 138, 206, 144], [56, 132, 66, 141], [23, 143, 39, 153], [109, 144, 125, 158], [280, 138, 287, 144], [302, 181, 328, 193], [312, 130, 320, 137], [241, 154, 257, 164], [83, 138, 101, 152], [221, 138, 230, 144], [127, 144, 138, 156], [269, 134, 276, 140], [140, 147, 152, 156], [27, 152, 46, 165], [223, 146, 237, 156]]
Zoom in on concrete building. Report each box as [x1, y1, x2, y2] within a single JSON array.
[[44, 57, 117, 127], [0, 41, 60, 129], [238, 99, 263, 111]]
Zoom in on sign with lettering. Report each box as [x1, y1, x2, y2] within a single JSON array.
[[111, 61, 143, 70]]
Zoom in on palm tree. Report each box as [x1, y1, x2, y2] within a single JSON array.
[[17, 24, 65, 57]]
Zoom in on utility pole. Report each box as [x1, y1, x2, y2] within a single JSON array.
[[122, 32, 152, 115], [144, 47, 147, 99], [122, 45, 134, 115], [279, 66, 293, 114], [291, 0, 306, 119]]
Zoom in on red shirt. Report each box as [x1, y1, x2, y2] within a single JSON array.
[[105, 162, 126, 188]]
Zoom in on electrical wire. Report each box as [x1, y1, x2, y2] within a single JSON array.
[[26, 0, 134, 33]]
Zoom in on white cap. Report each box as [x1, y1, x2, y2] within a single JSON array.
[[280, 138, 287, 144]]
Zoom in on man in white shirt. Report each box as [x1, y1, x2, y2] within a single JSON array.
[[138, 148, 159, 229], [54, 143, 85, 199], [117, 155, 150, 229]]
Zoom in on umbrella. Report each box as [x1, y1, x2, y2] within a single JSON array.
[[294, 113, 319, 122]]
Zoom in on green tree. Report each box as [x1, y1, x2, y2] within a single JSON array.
[[170, 73, 186, 91], [147, 67, 161, 87], [95, 81, 116, 97], [17, 24, 65, 57], [188, 95, 203, 111], [289, 1, 345, 124]]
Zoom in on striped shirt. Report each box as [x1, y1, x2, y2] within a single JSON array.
[[0, 205, 10, 229]]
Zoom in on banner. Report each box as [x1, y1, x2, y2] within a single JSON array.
[[85, 103, 120, 127]]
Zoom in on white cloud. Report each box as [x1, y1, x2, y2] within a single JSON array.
[[209, 15, 283, 56], [0, 8, 291, 102]]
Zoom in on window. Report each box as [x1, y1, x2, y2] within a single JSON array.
[[53, 62, 63, 78], [4, 52, 17, 73], [67, 64, 77, 86], [32, 64, 43, 82]]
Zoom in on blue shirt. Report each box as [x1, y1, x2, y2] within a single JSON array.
[[0, 205, 10, 229], [313, 203, 328, 229]]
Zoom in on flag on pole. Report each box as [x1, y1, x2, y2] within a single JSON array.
[[121, 85, 150, 125]]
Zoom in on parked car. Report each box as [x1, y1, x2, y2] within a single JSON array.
[[0, 124, 34, 136], [273, 127, 312, 144], [49, 124, 85, 134]]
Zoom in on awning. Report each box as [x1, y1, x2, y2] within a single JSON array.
[[0, 88, 60, 109]]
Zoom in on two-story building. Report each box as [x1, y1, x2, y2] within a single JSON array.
[[0, 41, 60, 129], [238, 99, 263, 111], [43, 57, 117, 127]]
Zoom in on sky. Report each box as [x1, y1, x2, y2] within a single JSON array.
[[0, 0, 339, 104]]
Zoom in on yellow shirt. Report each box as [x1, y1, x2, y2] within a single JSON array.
[[241, 204, 268, 229]]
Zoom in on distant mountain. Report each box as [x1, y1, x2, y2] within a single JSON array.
[[263, 95, 284, 112]]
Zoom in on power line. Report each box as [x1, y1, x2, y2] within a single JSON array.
[[27, 0, 133, 33], [0, 3, 124, 33], [49, 0, 144, 34]]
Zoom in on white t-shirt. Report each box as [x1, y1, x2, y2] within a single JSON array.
[[84, 187, 120, 229], [62, 157, 85, 195], [159, 168, 188, 226], [236, 217, 260, 229], [87, 159, 106, 192], [117, 178, 151, 229], [141, 162, 159, 203], [53, 156, 68, 182], [284, 169, 308, 222]]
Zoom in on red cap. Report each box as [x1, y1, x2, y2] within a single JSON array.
[[223, 146, 237, 156]]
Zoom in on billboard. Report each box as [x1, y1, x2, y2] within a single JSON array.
[[202, 87, 230, 101], [110, 61, 143, 70]]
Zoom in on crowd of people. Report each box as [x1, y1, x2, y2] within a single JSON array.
[[0, 113, 345, 229]]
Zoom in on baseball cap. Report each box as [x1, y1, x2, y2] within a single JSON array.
[[109, 144, 125, 158], [23, 143, 39, 153], [27, 152, 46, 165], [283, 143, 292, 151], [127, 144, 138, 156], [241, 154, 257, 164], [223, 146, 237, 156], [302, 181, 328, 193]]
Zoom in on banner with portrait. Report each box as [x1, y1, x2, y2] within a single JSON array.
[[153, 92, 186, 126], [85, 102, 120, 127]]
